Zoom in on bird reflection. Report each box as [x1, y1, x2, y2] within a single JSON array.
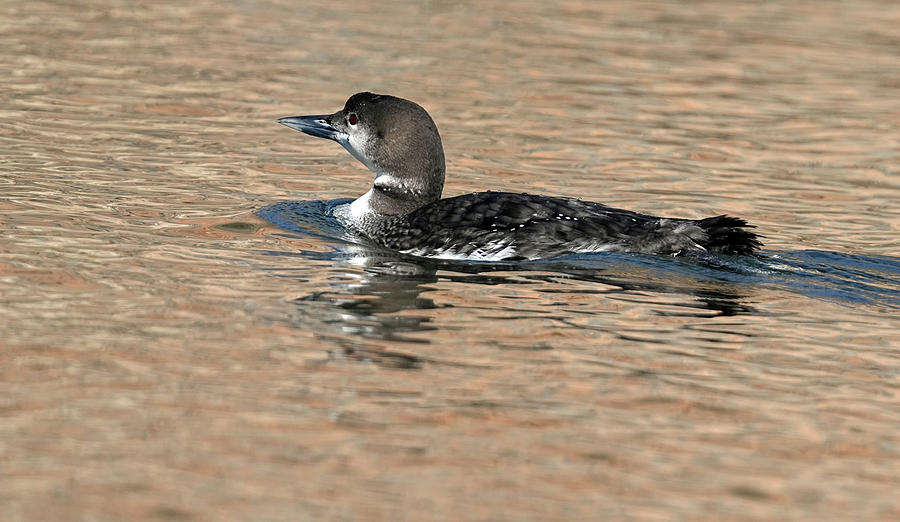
[[276, 241, 758, 361]]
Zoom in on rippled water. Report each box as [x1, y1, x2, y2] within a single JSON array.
[[3, 0, 899, 520]]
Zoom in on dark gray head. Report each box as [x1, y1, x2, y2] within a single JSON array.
[[278, 92, 445, 216]]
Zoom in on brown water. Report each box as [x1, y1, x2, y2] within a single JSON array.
[[2, 0, 900, 520]]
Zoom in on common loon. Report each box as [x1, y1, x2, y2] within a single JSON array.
[[277, 92, 761, 261]]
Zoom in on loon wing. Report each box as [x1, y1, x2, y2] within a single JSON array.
[[382, 192, 656, 259], [369, 192, 757, 260]]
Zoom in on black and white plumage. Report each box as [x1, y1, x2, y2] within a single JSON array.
[[277, 92, 761, 261]]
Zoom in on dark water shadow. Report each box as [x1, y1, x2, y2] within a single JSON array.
[[757, 250, 900, 310]]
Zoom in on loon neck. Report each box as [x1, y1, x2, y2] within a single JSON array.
[[353, 165, 444, 218]]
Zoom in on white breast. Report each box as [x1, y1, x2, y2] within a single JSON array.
[[348, 188, 374, 222]]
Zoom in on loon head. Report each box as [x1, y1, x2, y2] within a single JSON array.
[[278, 92, 445, 217]]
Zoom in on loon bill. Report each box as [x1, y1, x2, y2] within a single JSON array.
[[276, 92, 761, 261]]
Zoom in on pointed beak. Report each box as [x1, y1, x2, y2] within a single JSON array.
[[277, 115, 339, 140]]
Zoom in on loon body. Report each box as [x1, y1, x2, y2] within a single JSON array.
[[277, 92, 760, 261]]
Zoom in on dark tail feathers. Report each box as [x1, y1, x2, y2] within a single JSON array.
[[698, 215, 762, 256]]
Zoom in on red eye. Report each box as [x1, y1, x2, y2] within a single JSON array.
[[348, 113, 358, 125]]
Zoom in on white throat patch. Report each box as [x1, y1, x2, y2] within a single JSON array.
[[337, 130, 379, 174]]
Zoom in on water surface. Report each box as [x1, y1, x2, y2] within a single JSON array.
[[2, 0, 899, 520]]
